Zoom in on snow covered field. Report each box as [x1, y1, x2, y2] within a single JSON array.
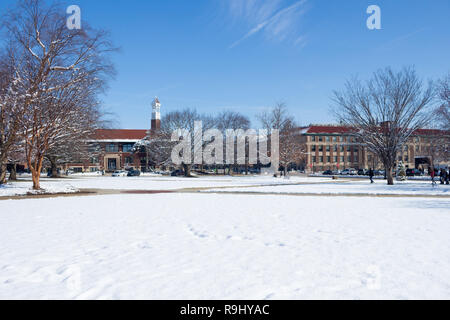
[[0, 176, 449, 300], [1, 175, 448, 197], [0, 175, 331, 196], [206, 179, 450, 196]]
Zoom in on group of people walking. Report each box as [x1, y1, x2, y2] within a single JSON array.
[[367, 167, 450, 185], [430, 168, 450, 186]]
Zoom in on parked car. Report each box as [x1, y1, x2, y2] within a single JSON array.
[[112, 170, 127, 177], [323, 170, 333, 175], [127, 170, 141, 177], [249, 168, 261, 174], [406, 168, 422, 177], [171, 169, 184, 177], [357, 169, 367, 176], [373, 170, 385, 176], [341, 168, 357, 175]]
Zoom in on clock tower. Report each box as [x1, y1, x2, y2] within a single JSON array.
[[151, 97, 161, 131]]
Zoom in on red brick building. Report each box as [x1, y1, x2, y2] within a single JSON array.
[[302, 125, 448, 173], [65, 98, 161, 173]]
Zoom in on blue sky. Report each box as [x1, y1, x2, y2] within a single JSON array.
[[1, 0, 449, 128]]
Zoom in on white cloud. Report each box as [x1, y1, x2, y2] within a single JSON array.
[[226, 0, 308, 48]]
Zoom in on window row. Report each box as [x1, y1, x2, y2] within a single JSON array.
[[311, 145, 359, 153], [312, 156, 359, 164], [105, 143, 135, 153], [312, 136, 357, 143]]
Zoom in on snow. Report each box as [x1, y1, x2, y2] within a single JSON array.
[[1, 175, 331, 196], [1, 175, 449, 299], [206, 180, 450, 196], [0, 191, 450, 299], [0, 182, 78, 197]]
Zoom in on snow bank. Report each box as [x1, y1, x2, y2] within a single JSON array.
[[0, 182, 78, 197]]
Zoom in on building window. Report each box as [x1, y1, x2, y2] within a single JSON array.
[[106, 143, 118, 153], [347, 146, 351, 152], [123, 144, 134, 153], [333, 137, 337, 142], [312, 145, 316, 152], [334, 145, 338, 152], [325, 136, 330, 142], [90, 157, 98, 164], [326, 145, 330, 152], [340, 146, 344, 152], [319, 145, 323, 152], [319, 136, 323, 142], [312, 156, 316, 163], [354, 156, 359, 163], [333, 156, 337, 163], [340, 156, 344, 163], [327, 156, 331, 163], [125, 156, 133, 165], [319, 156, 324, 163], [347, 156, 351, 163]]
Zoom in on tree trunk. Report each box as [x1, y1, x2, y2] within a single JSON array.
[[32, 169, 40, 190], [0, 161, 7, 185], [51, 160, 59, 178], [31, 157, 44, 190], [385, 164, 394, 185], [9, 163, 17, 181], [182, 163, 191, 177]]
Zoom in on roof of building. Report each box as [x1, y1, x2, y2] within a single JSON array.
[[413, 128, 445, 136], [304, 125, 446, 136], [92, 129, 148, 142], [305, 125, 356, 134]]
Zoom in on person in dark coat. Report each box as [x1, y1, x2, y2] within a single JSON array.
[[369, 168, 374, 184], [440, 169, 446, 184]]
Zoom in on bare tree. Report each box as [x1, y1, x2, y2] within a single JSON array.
[[0, 51, 24, 184], [435, 73, 450, 131], [333, 67, 434, 185], [2, 0, 115, 189], [216, 111, 251, 175], [258, 103, 305, 177], [132, 131, 175, 169], [161, 108, 215, 176]]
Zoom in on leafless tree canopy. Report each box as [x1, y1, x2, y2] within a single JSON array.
[[135, 109, 253, 176], [0, 0, 116, 189], [258, 103, 305, 176], [333, 67, 435, 185], [435, 73, 450, 131]]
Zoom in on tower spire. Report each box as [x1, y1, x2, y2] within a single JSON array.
[[151, 97, 161, 131]]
